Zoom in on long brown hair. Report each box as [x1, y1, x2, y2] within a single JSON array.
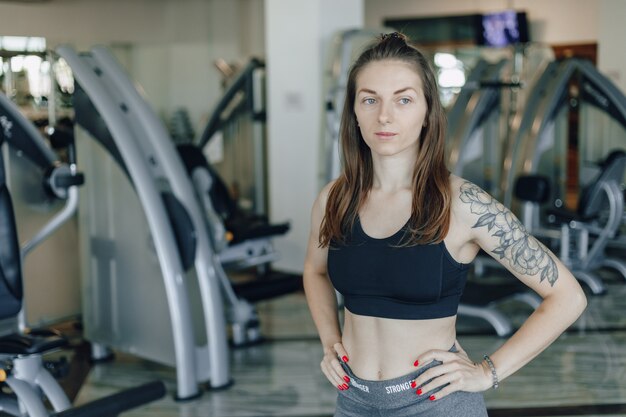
[[319, 32, 450, 247]]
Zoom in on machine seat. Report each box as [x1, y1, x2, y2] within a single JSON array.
[[232, 270, 303, 302], [0, 329, 68, 355], [226, 217, 290, 244], [176, 143, 291, 245]]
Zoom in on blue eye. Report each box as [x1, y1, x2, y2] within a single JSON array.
[[363, 98, 376, 105], [399, 97, 411, 104]]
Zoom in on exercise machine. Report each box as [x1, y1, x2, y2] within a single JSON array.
[[0, 91, 165, 416], [502, 58, 626, 293], [57, 45, 230, 400]]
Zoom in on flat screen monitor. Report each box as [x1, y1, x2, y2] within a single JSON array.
[[478, 10, 529, 47]]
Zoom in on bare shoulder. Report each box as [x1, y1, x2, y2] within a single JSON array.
[[441, 175, 481, 261], [315, 179, 337, 212], [309, 179, 338, 229], [447, 174, 480, 230], [320, 179, 337, 201]]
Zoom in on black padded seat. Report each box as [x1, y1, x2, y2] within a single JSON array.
[[514, 175, 551, 204], [0, 329, 68, 355], [232, 270, 303, 302], [546, 150, 626, 226], [226, 217, 290, 244]]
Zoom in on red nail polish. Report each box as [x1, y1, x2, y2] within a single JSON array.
[[338, 385, 343, 390], [410, 381, 416, 388], [413, 360, 419, 367], [417, 388, 422, 395], [343, 376, 350, 383], [342, 383, 349, 389], [429, 395, 436, 401], [342, 356, 349, 363]]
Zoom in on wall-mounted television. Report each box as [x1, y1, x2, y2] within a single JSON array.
[[385, 10, 529, 47], [477, 10, 529, 47]]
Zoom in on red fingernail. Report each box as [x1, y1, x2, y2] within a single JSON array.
[[342, 383, 349, 389], [343, 376, 350, 383], [413, 360, 419, 367], [417, 388, 422, 395], [411, 381, 416, 388], [338, 385, 343, 390], [342, 356, 349, 362], [429, 395, 436, 401]]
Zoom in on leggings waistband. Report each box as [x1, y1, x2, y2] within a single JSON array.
[[339, 344, 457, 408]]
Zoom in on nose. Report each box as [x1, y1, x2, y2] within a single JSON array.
[[378, 102, 392, 125]]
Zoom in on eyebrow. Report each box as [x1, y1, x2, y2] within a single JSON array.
[[357, 87, 417, 95]]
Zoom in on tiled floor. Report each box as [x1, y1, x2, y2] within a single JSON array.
[[68, 268, 626, 417]]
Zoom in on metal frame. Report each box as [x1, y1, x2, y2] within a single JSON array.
[[502, 59, 626, 208], [198, 58, 268, 215], [447, 58, 508, 198], [57, 46, 210, 400], [89, 46, 231, 390]]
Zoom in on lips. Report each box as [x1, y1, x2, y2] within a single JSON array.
[[375, 132, 397, 137]]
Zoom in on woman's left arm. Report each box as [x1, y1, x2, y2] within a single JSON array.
[[412, 180, 587, 398]]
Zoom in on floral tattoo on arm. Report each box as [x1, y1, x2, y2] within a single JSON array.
[[460, 182, 559, 286]]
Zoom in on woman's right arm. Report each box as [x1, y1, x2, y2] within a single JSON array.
[[303, 182, 351, 391]]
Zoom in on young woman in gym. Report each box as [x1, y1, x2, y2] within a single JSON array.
[[302, 32, 587, 416]]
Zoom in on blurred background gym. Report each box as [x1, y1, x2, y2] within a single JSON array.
[[0, 0, 625, 416]]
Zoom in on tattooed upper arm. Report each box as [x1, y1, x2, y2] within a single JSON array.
[[459, 181, 559, 287]]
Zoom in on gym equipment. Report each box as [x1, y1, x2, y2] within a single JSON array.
[[177, 142, 303, 343], [57, 45, 230, 400], [58, 45, 302, 400], [0, 91, 165, 416], [447, 58, 512, 198], [515, 150, 626, 294], [501, 58, 626, 293], [502, 58, 626, 209], [191, 56, 304, 345], [191, 57, 290, 265], [198, 58, 267, 216]]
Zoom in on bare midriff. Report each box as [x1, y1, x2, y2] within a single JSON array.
[[341, 308, 457, 381]]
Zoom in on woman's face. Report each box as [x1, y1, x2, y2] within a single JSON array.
[[354, 59, 428, 159]]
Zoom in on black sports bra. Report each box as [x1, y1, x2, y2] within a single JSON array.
[[327, 217, 469, 320]]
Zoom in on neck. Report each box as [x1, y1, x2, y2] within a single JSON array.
[[370, 152, 415, 192]]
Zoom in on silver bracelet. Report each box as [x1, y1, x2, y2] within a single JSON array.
[[483, 355, 499, 389]]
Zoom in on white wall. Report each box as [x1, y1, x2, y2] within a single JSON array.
[[0, 0, 166, 48], [265, 0, 363, 272], [128, 0, 249, 132], [240, 0, 266, 58]]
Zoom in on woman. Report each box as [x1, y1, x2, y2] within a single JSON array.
[[302, 32, 587, 416]]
